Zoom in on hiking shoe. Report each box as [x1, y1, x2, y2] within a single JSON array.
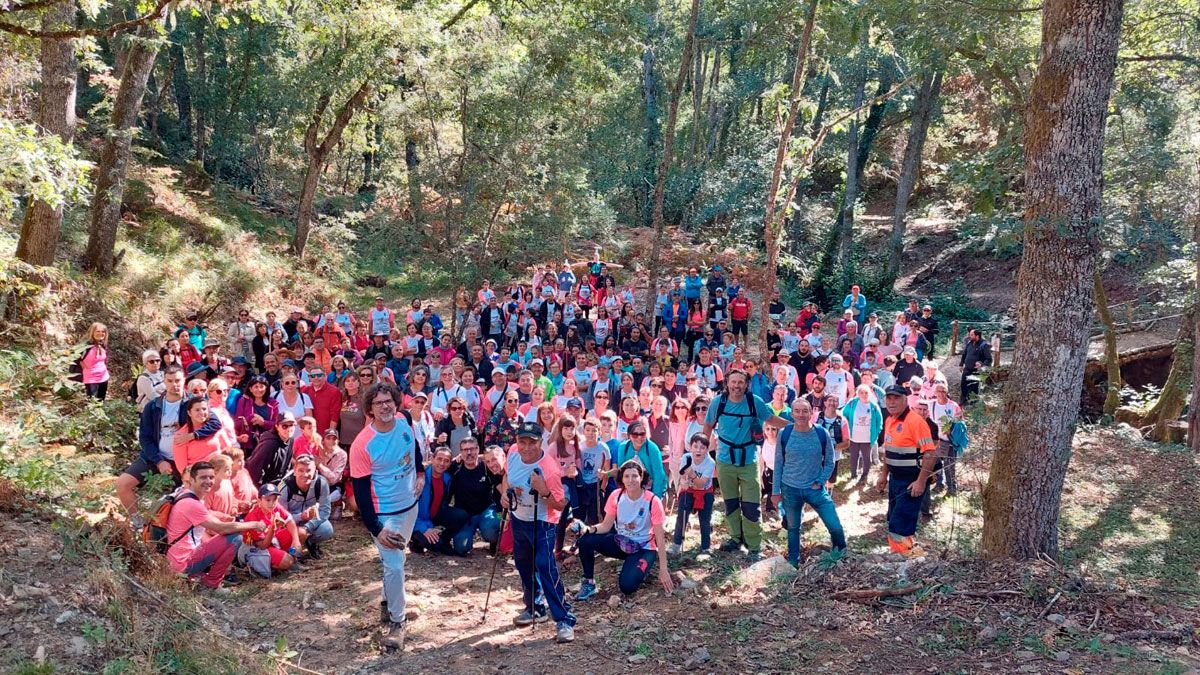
[[289, 561, 307, 574], [202, 585, 232, 596], [380, 620, 405, 650], [307, 540, 323, 560], [719, 540, 742, 553], [746, 550, 764, 562], [555, 621, 575, 643], [575, 579, 598, 602], [379, 601, 390, 625], [666, 543, 681, 556], [513, 609, 549, 626]]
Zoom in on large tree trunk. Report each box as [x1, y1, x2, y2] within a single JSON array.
[[16, 0, 77, 267], [641, 0, 701, 315], [885, 69, 943, 283], [291, 81, 372, 257], [83, 23, 162, 275], [1190, 174, 1200, 451], [981, 0, 1125, 560], [638, 0, 661, 229], [757, 0, 819, 346]]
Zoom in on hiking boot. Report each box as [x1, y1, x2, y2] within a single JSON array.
[[222, 571, 242, 587], [555, 621, 576, 643], [380, 620, 405, 651], [379, 601, 390, 625], [575, 579, 598, 602], [746, 550, 764, 562], [719, 540, 742, 553], [331, 505, 343, 521], [666, 543, 682, 556], [307, 540, 323, 560], [289, 561, 307, 574], [513, 609, 549, 626]]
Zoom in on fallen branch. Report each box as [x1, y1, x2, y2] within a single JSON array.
[[832, 584, 925, 601], [954, 590, 1024, 599]]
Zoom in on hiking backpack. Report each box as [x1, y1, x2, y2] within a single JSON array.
[[143, 491, 199, 554]]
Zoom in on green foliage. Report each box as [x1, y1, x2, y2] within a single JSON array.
[[0, 115, 92, 222]]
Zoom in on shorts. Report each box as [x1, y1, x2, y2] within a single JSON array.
[[732, 319, 748, 336], [121, 456, 179, 487]]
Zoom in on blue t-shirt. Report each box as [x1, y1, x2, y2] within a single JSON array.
[[705, 393, 775, 465], [580, 443, 608, 485], [558, 271, 576, 293]]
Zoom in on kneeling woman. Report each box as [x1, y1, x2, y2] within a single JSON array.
[[573, 460, 674, 600]]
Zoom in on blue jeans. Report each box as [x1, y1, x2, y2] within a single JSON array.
[[887, 476, 923, 538], [577, 531, 658, 595], [511, 517, 576, 626], [303, 520, 335, 543], [781, 484, 846, 565], [452, 506, 502, 555]]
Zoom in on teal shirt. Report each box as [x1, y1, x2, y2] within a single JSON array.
[[705, 393, 776, 465]]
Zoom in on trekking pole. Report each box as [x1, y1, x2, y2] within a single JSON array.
[[530, 487, 540, 631], [481, 494, 512, 623]]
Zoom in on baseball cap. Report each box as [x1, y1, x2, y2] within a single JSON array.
[[185, 361, 208, 378], [829, 354, 843, 364], [598, 357, 612, 367], [884, 385, 907, 398], [516, 422, 543, 439], [530, 358, 544, 367], [324, 427, 339, 438], [411, 390, 429, 401], [903, 346, 917, 355], [203, 339, 221, 348], [565, 397, 584, 410], [258, 483, 281, 497], [231, 356, 249, 366], [282, 359, 298, 368], [278, 411, 297, 424], [811, 322, 822, 329]]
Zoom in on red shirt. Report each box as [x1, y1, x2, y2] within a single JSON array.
[[430, 476, 445, 520], [730, 296, 752, 321], [304, 383, 343, 434]]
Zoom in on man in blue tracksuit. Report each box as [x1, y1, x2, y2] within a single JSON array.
[[771, 398, 846, 566]]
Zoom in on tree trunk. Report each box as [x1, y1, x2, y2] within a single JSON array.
[[1145, 304, 1195, 440], [638, 0, 661, 229], [16, 0, 77, 267], [809, 71, 829, 139], [169, 31, 191, 142], [642, 0, 701, 316], [885, 69, 943, 283], [1093, 271, 1122, 416], [836, 27, 869, 284], [83, 22, 162, 275], [406, 136, 422, 224], [291, 81, 373, 257], [192, 20, 207, 163], [1189, 166, 1200, 451], [757, 0, 819, 346], [853, 67, 894, 187], [980, 0, 1125, 560]]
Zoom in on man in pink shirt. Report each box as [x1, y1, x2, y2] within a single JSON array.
[[166, 461, 266, 591]]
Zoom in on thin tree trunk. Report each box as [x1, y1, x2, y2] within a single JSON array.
[[291, 81, 373, 257], [16, 0, 77, 266], [193, 20, 207, 163], [1141, 303, 1195, 440], [642, 0, 701, 316], [809, 71, 829, 139], [981, 0, 1125, 560], [1093, 271, 1122, 416], [886, 69, 943, 283], [836, 27, 869, 284], [83, 22, 163, 274], [757, 0, 819, 346], [406, 136, 422, 225], [638, 0, 661, 228], [1189, 161, 1200, 451], [168, 31, 191, 142]]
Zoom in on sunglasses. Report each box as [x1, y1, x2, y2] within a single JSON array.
[[147, 358, 161, 363], [279, 421, 296, 427], [629, 432, 646, 437], [450, 405, 465, 411]]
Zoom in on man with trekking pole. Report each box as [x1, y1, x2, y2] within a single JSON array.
[[499, 421, 577, 643]]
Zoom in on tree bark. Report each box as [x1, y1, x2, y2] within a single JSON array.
[[406, 136, 422, 224], [885, 69, 943, 283], [756, 0, 819, 346], [16, 0, 77, 266], [192, 20, 207, 164], [168, 30, 190, 142], [980, 0, 1125, 560], [291, 80, 373, 257], [83, 22, 162, 274], [1145, 304, 1195, 440], [638, 0, 661, 229], [641, 0, 701, 315], [809, 70, 829, 139], [1093, 271, 1122, 416], [1189, 165, 1200, 451], [836, 27, 870, 284]]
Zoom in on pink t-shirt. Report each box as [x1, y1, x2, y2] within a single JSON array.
[[205, 479, 237, 517], [81, 345, 109, 385], [166, 492, 210, 572], [174, 432, 230, 475], [604, 489, 665, 551], [230, 469, 257, 505]]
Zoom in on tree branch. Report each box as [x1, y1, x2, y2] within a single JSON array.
[[0, 0, 61, 14], [1119, 53, 1200, 64], [0, 0, 171, 37], [945, 0, 1041, 12], [441, 0, 483, 31]]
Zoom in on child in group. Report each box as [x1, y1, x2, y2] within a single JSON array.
[[577, 418, 610, 524], [203, 453, 239, 527], [717, 332, 736, 368], [669, 433, 716, 554], [292, 416, 321, 458], [226, 447, 256, 513]]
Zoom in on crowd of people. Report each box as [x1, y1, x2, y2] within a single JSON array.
[[105, 250, 979, 649]]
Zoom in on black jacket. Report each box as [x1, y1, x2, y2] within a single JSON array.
[[960, 338, 992, 374], [247, 429, 293, 487]]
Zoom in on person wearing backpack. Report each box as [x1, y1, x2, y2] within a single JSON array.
[[132, 349, 166, 412], [702, 370, 787, 559], [770, 399, 846, 566], [165, 461, 267, 592]]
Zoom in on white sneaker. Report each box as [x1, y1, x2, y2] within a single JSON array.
[[556, 622, 575, 643]]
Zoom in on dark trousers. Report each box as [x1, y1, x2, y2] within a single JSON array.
[[85, 382, 108, 400], [577, 531, 658, 596], [409, 506, 470, 554], [672, 491, 714, 549], [574, 479, 600, 525], [511, 517, 575, 625], [960, 372, 980, 404], [887, 476, 923, 538]]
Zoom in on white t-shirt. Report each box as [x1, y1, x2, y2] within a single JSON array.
[[274, 391, 313, 438], [848, 402, 874, 443], [824, 369, 850, 406], [679, 452, 715, 489], [159, 398, 181, 460], [931, 400, 961, 441]]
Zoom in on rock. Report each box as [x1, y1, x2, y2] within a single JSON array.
[[16, 548, 32, 558], [977, 626, 998, 641], [1054, 651, 1070, 662], [607, 595, 622, 609], [1015, 650, 1037, 660], [232, 629, 250, 639], [54, 610, 78, 625], [1113, 422, 1143, 443], [49, 554, 61, 562], [405, 610, 420, 622], [628, 654, 648, 664], [312, 602, 326, 610], [66, 636, 88, 657], [34, 645, 45, 665], [740, 555, 794, 587], [691, 646, 710, 664], [676, 575, 698, 591], [1045, 613, 1066, 625], [12, 584, 47, 599]]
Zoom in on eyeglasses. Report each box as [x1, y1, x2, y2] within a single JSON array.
[[358, 371, 373, 377], [371, 399, 396, 409], [147, 358, 161, 363], [283, 380, 298, 385], [595, 394, 609, 399], [450, 405, 465, 411]]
